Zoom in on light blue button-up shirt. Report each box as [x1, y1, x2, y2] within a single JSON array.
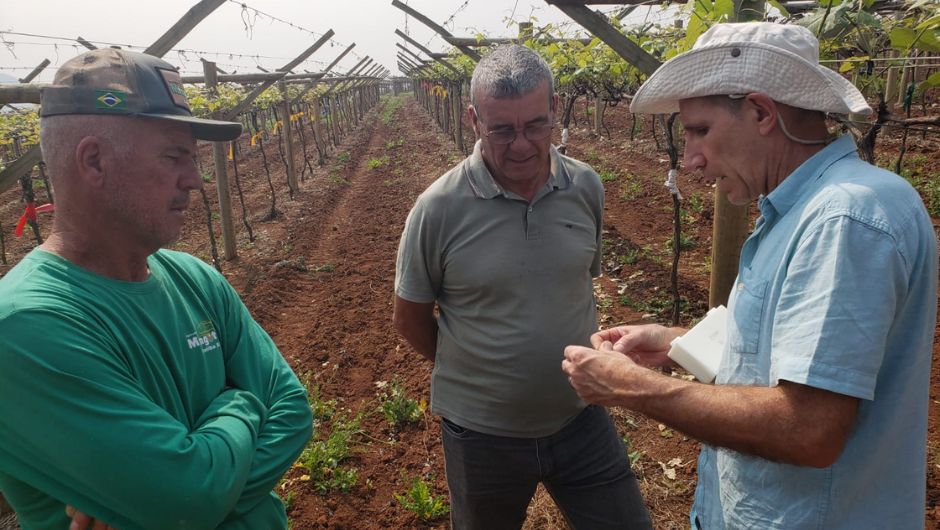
[[692, 135, 938, 529]]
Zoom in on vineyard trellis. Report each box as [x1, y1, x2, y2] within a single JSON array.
[[395, 0, 939, 319], [0, 1, 393, 268], [3, 2, 935, 319]]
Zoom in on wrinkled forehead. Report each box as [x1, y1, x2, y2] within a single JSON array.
[[678, 95, 741, 116], [475, 83, 554, 117], [111, 116, 197, 150]]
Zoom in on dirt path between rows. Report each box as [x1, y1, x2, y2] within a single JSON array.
[[234, 99, 463, 529]]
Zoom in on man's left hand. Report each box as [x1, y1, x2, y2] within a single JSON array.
[[562, 342, 636, 406]]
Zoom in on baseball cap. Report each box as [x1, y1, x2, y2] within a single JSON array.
[[40, 48, 242, 141]]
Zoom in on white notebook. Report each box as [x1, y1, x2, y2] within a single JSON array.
[[667, 305, 727, 384]]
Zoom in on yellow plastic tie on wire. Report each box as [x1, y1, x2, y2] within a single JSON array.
[[227, 143, 233, 161]]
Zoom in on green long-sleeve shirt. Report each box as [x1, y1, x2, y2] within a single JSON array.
[[0, 249, 312, 529]]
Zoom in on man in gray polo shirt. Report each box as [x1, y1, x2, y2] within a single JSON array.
[[394, 45, 650, 530]]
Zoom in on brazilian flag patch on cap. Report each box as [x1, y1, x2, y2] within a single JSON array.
[[95, 90, 127, 111]]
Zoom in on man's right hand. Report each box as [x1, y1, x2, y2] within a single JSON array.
[[590, 324, 684, 368], [66, 504, 117, 530]]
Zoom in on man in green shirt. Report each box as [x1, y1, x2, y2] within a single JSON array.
[[0, 49, 312, 530]]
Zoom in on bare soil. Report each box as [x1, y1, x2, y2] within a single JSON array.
[[1, 93, 938, 529]]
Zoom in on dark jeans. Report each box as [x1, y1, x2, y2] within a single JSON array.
[[440, 405, 652, 530]]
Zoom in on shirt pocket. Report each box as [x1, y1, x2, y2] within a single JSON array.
[[726, 269, 768, 355]]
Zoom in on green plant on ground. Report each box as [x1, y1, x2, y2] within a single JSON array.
[[919, 176, 940, 218], [328, 172, 348, 185], [297, 412, 363, 495], [312, 263, 335, 273], [642, 244, 663, 265], [379, 381, 424, 428], [665, 232, 696, 251], [279, 489, 296, 511], [367, 155, 391, 170], [303, 377, 336, 421], [686, 192, 705, 215], [385, 138, 404, 149], [646, 294, 691, 319], [384, 170, 407, 185], [336, 151, 351, 165], [618, 248, 641, 266], [620, 179, 643, 201], [595, 290, 612, 311], [621, 436, 644, 466], [395, 476, 450, 521], [903, 170, 940, 218], [599, 169, 619, 183], [380, 96, 405, 124]]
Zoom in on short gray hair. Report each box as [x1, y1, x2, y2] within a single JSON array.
[[470, 44, 554, 112], [39, 115, 133, 180]]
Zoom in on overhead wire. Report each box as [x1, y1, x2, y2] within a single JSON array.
[[224, 0, 363, 61], [0, 32, 334, 76]]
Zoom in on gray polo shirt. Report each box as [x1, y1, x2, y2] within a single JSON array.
[[395, 141, 604, 437]]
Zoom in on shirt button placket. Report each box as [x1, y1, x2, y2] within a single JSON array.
[[526, 205, 539, 240]]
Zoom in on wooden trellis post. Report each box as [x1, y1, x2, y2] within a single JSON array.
[[292, 44, 355, 162], [704, 0, 764, 308], [395, 28, 467, 150], [18, 59, 51, 83], [279, 80, 298, 193], [395, 29, 463, 75], [203, 59, 237, 260], [221, 30, 335, 121], [391, 0, 482, 62]]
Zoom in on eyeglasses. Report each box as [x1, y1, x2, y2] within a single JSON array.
[[481, 121, 555, 145]]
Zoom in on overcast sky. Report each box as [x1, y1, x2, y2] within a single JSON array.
[[1, 0, 675, 83]]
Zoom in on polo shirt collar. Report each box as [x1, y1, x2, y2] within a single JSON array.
[[464, 140, 570, 200], [760, 134, 859, 219]]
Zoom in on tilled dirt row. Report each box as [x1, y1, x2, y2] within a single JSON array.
[[241, 98, 462, 529]]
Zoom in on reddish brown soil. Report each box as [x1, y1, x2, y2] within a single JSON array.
[[1, 94, 939, 529]]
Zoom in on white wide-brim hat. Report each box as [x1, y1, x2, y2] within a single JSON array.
[[630, 22, 871, 116]]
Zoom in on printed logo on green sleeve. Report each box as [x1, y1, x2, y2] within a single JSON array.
[[186, 320, 221, 353]]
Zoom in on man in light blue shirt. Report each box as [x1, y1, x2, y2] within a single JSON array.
[[562, 22, 937, 529]]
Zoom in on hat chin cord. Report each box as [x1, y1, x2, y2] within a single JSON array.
[[776, 114, 831, 146]]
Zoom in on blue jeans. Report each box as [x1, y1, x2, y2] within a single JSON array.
[[441, 405, 652, 530]]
